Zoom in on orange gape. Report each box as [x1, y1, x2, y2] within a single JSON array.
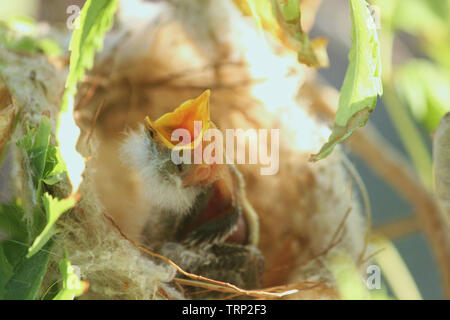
[[144, 90, 211, 150], [180, 120, 224, 187]]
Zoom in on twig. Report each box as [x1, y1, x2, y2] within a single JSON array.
[[103, 213, 319, 299], [220, 293, 242, 300], [187, 288, 214, 296], [373, 216, 419, 240], [173, 280, 186, 297], [359, 247, 386, 265], [84, 98, 105, 145], [341, 156, 372, 265], [310, 207, 352, 261], [267, 203, 352, 278], [173, 278, 321, 298], [75, 80, 99, 111], [158, 287, 172, 300]]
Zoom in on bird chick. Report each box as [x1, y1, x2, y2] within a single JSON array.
[[120, 90, 264, 291]]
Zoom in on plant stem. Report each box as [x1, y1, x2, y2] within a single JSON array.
[[379, 31, 433, 190], [371, 234, 422, 300]]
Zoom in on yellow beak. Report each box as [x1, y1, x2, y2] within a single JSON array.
[[144, 90, 211, 150]]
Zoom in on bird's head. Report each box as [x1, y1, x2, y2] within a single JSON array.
[[122, 90, 222, 200]]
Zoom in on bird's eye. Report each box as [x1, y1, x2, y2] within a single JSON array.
[[146, 128, 155, 139]]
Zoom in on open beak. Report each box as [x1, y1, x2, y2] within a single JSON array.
[[144, 90, 211, 150]]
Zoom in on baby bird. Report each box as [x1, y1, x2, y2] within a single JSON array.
[[120, 90, 264, 291]]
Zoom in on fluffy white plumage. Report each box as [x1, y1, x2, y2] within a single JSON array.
[[119, 126, 201, 215]]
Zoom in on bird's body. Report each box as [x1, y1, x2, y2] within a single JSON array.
[[120, 90, 263, 291]]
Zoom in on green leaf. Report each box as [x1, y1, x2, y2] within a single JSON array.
[[0, 204, 52, 300], [29, 117, 52, 184], [310, 0, 382, 161], [17, 117, 68, 188], [53, 256, 87, 300], [61, 0, 119, 112], [0, 204, 28, 297], [16, 116, 71, 256], [0, 204, 27, 269], [0, 245, 14, 289], [15, 126, 33, 150], [270, 0, 328, 68], [26, 193, 75, 258], [17, 116, 52, 188], [1, 241, 52, 300], [0, 203, 27, 244], [395, 60, 450, 132], [0, 115, 60, 301], [233, 0, 328, 68], [279, 0, 300, 22], [42, 145, 67, 186]]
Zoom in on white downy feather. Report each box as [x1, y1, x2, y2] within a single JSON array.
[[120, 126, 201, 215]]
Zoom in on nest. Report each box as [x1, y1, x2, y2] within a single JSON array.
[[1, 0, 373, 299]]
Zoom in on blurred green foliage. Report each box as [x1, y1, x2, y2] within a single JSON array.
[[395, 60, 450, 132], [0, 16, 62, 57], [377, 0, 450, 133], [0, 0, 39, 21]]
